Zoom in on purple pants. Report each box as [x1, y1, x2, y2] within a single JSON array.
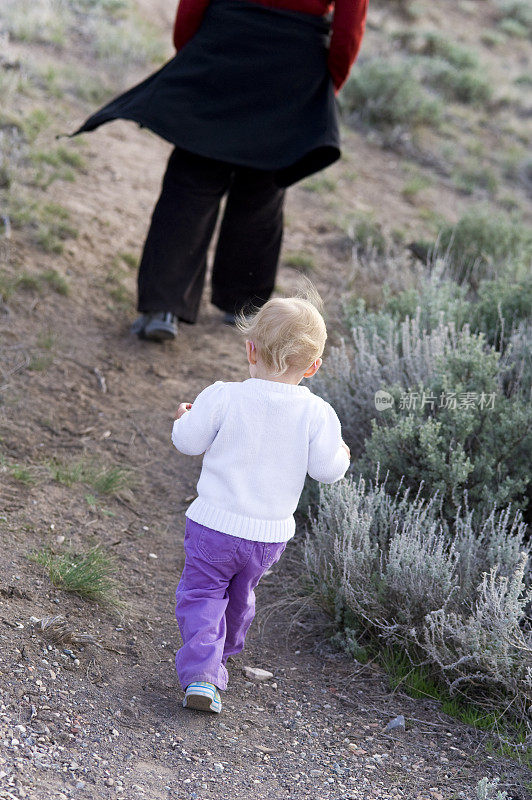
[[175, 518, 287, 691]]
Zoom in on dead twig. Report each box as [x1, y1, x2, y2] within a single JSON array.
[[93, 367, 107, 393]]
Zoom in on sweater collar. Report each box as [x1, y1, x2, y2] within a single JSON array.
[[243, 377, 310, 394]]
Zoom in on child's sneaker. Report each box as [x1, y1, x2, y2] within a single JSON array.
[[183, 681, 222, 713]]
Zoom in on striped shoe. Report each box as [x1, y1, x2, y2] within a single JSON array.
[[183, 681, 222, 713]]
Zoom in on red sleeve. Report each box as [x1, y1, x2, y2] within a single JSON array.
[[173, 0, 211, 51], [328, 0, 368, 93]]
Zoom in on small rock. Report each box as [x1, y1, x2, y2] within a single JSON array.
[[148, 553, 158, 560], [385, 714, 406, 733], [56, 536, 65, 545], [213, 762, 224, 774], [242, 666, 273, 682]]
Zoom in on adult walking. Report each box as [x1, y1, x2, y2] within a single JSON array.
[[72, 0, 368, 341]]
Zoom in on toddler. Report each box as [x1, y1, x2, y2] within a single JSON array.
[[171, 288, 350, 713]]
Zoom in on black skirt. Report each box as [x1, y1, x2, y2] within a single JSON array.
[[71, 0, 340, 187]]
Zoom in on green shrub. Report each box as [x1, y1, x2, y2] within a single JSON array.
[[340, 58, 442, 130], [357, 330, 531, 519], [496, 0, 532, 37], [354, 273, 532, 353], [471, 276, 532, 349], [315, 305, 531, 520], [315, 309, 467, 455], [452, 163, 498, 196], [346, 213, 387, 255], [345, 280, 471, 339], [422, 58, 492, 105], [393, 29, 479, 68], [436, 207, 532, 286]]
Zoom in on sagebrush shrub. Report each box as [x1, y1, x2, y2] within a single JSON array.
[[495, 0, 532, 36], [499, 321, 532, 403], [314, 309, 458, 455], [471, 276, 532, 350], [317, 287, 531, 520], [304, 476, 531, 734], [347, 271, 532, 354], [340, 58, 442, 130], [422, 57, 492, 105], [435, 207, 532, 286], [393, 29, 479, 69], [357, 328, 531, 519], [475, 776, 510, 800]]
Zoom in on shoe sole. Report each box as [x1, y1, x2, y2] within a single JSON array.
[[143, 327, 176, 342], [183, 693, 221, 713]]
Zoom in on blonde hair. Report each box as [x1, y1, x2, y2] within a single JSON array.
[[236, 283, 327, 377]]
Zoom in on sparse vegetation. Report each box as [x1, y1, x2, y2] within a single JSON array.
[[7, 199, 78, 255], [47, 457, 133, 496], [452, 163, 498, 196], [9, 464, 37, 485], [283, 252, 316, 272], [422, 58, 492, 105], [41, 268, 69, 295], [30, 145, 85, 188], [301, 175, 337, 194], [104, 269, 132, 309], [31, 545, 120, 605], [28, 353, 54, 371], [401, 172, 432, 201], [119, 251, 138, 269], [2, 0, 166, 65]]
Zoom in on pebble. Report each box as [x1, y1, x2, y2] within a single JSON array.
[[385, 715, 406, 733], [213, 762, 224, 774], [242, 666, 273, 682]]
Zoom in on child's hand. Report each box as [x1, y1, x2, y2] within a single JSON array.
[[175, 402, 192, 420], [341, 440, 350, 460]]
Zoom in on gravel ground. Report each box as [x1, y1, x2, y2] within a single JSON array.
[[0, 544, 530, 800]]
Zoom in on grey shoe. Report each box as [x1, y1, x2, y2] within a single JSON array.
[[131, 313, 150, 337], [143, 311, 178, 341]]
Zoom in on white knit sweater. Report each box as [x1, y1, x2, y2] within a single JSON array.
[[171, 378, 350, 542]]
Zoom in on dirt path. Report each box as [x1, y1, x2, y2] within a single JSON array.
[[1, 3, 531, 798]]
